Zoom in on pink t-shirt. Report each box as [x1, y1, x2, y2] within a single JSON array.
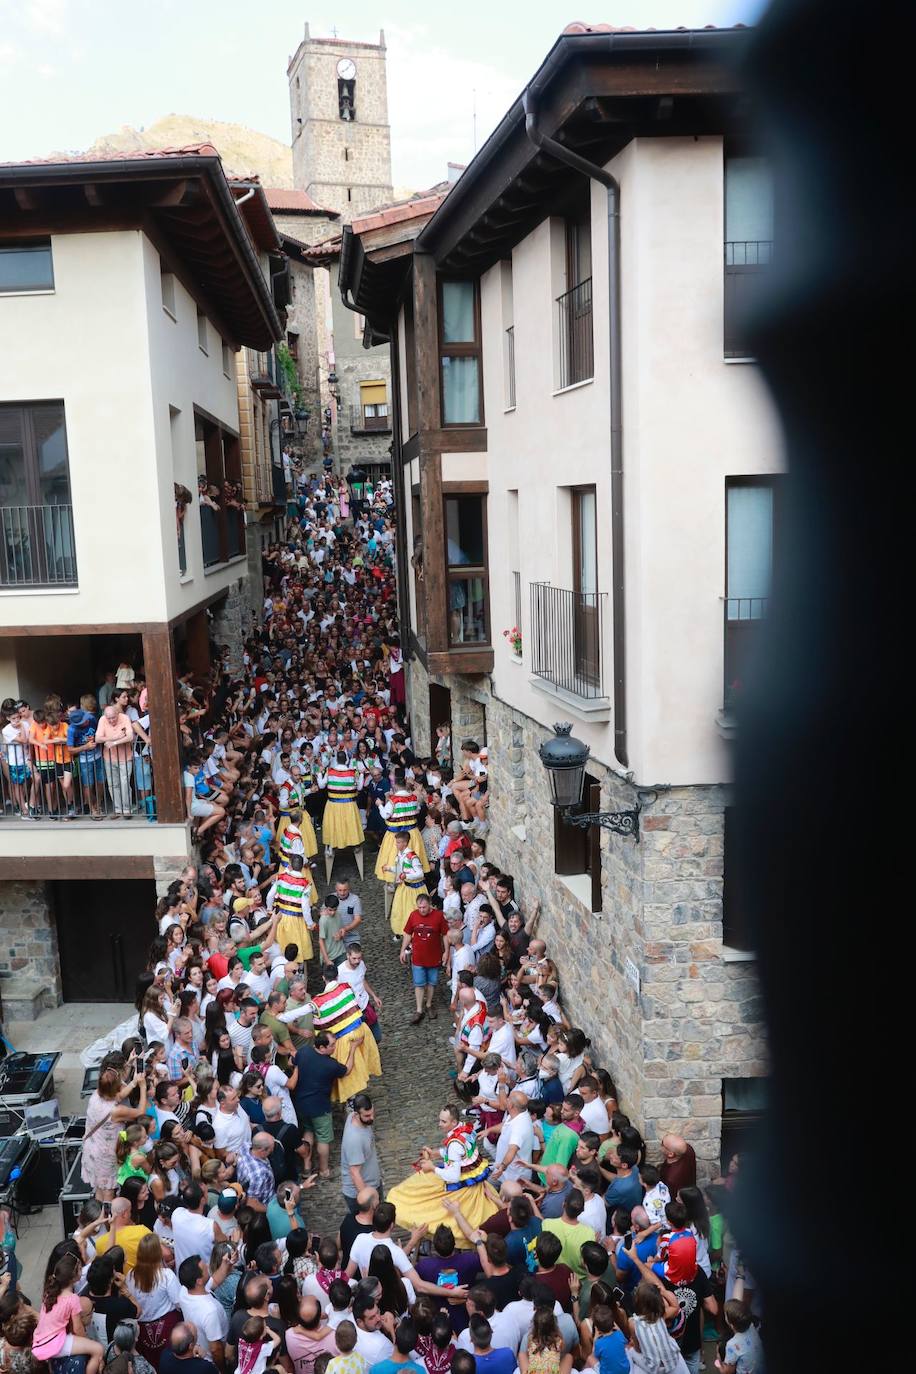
[[33, 1291, 81, 1359], [285, 1326, 338, 1374]]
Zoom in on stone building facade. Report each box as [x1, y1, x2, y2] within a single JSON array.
[[339, 27, 776, 1176], [484, 693, 765, 1176], [287, 25, 393, 223], [285, 24, 394, 477]]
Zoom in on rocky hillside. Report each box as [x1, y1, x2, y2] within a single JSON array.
[[67, 114, 293, 185]]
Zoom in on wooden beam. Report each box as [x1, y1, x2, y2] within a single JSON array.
[[146, 178, 191, 207], [13, 187, 42, 210], [0, 621, 161, 639], [142, 626, 186, 825], [83, 184, 106, 206], [427, 647, 495, 676], [0, 855, 155, 880], [414, 252, 447, 656]]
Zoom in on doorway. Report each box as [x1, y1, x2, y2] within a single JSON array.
[[53, 879, 157, 1002], [428, 682, 452, 765]]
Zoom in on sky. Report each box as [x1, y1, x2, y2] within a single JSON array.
[[0, 0, 769, 189]]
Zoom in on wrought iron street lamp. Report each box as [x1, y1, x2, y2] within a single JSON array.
[[538, 722, 641, 841]]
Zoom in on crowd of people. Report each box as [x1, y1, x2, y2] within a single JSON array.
[[0, 466, 763, 1374]]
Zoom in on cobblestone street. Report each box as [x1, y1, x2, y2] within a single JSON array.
[[303, 848, 454, 1236]]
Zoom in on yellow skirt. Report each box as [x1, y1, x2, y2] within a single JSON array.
[[276, 812, 319, 860], [386, 1171, 499, 1245], [390, 881, 426, 937], [275, 915, 314, 963], [375, 826, 431, 880], [330, 1026, 382, 1103], [322, 801, 365, 849]]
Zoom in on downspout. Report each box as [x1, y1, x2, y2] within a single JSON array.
[[523, 89, 628, 770]]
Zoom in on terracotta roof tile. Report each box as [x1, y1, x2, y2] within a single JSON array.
[[0, 143, 222, 168], [262, 186, 338, 216], [561, 21, 747, 34]]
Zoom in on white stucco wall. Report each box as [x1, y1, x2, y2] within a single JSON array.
[[0, 228, 244, 629], [485, 135, 785, 786], [140, 234, 243, 622]]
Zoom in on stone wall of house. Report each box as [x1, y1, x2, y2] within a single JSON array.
[[485, 690, 767, 1178], [0, 880, 61, 1002], [211, 579, 246, 676], [332, 353, 393, 469], [406, 654, 431, 756], [153, 856, 192, 898]]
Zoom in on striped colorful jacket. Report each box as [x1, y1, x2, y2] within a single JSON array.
[[311, 981, 363, 1038], [270, 868, 314, 923], [324, 766, 358, 803], [383, 791, 420, 831]]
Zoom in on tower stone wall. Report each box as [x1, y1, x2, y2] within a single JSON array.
[[288, 27, 393, 222]]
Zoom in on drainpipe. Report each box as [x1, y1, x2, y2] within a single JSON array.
[[523, 89, 628, 769]]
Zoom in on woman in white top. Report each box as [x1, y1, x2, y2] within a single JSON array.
[[141, 987, 174, 1047], [124, 1231, 183, 1366], [556, 1027, 590, 1093]]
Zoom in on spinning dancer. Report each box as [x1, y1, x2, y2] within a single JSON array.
[[387, 1103, 499, 1243], [306, 964, 382, 1100]]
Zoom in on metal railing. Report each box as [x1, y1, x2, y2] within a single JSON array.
[[530, 581, 607, 699], [723, 595, 769, 711], [505, 326, 516, 408], [1, 504, 77, 588], [724, 240, 773, 358], [177, 521, 187, 576], [556, 277, 593, 389], [349, 405, 391, 433], [200, 504, 246, 568], [1, 739, 156, 822]]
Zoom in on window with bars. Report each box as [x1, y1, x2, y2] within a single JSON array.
[[0, 402, 76, 587]]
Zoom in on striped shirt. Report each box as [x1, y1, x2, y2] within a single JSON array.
[[383, 791, 420, 829], [270, 870, 314, 924], [311, 981, 363, 1038], [395, 850, 426, 886], [630, 1316, 684, 1372], [279, 822, 304, 862], [325, 766, 358, 802]]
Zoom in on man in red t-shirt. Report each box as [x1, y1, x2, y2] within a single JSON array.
[[399, 893, 448, 1025]]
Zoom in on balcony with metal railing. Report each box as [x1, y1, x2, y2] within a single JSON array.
[[1, 738, 157, 824], [721, 595, 769, 723], [556, 278, 594, 389], [200, 501, 246, 570], [529, 581, 609, 712], [724, 240, 773, 358], [350, 404, 392, 434], [1, 504, 77, 589]]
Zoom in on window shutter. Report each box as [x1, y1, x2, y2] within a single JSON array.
[[359, 381, 388, 405]]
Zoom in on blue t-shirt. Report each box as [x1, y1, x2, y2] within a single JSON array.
[[506, 1218, 542, 1266], [474, 1351, 517, 1374], [615, 1234, 660, 1292], [603, 1170, 643, 1217], [370, 1362, 423, 1374], [292, 1043, 347, 1116], [594, 1330, 630, 1374]]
